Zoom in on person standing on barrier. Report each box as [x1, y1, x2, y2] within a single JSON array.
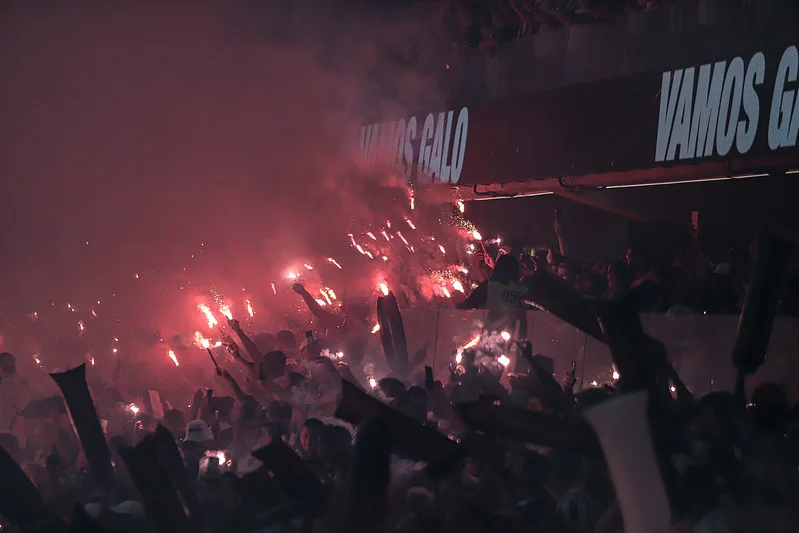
[[457, 255, 528, 353]]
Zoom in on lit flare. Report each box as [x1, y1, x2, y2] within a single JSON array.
[[198, 304, 218, 329], [460, 335, 481, 351], [218, 304, 233, 320], [396, 231, 409, 247]]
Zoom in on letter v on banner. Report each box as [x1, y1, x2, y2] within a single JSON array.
[[655, 69, 684, 162]]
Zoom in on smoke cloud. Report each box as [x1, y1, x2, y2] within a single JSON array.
[[0, 0, 448, 367]]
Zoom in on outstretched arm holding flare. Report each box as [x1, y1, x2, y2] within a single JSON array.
[[216, 369, 249, 403], [293, 283, 346, 329], [227, 319, 263, 365]]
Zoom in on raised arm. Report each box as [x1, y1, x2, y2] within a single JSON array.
[[456, 281, 489, 310], [227, 319, 263, 365], [293, 283, 346, 329]]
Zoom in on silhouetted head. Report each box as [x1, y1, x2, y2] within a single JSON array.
[[267, 400, 292, 426], [491, 255, 520, 284], [377, 377, 406, 402], [264, 350, 287, 377], [0, 352, 16, 377], [276, 330, 297, 351], [253, 332, 277, 354]]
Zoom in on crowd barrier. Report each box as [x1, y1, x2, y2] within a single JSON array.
[[400, 310, 799, 403]]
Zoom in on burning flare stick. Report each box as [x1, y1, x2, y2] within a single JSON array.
[[459, 335, 481, 351], [320, 290, 332, 305], [206, 348, 219, 370], [396, 231, 409, 247], [218, 304, 233, 320], [198, 304, 218, 329]]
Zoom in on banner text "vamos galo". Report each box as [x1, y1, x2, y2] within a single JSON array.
[[656, 45, 799, 163], [359, 107, 469, 184]]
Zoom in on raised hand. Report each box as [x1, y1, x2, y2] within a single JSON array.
[[227, 318, 241, 332]]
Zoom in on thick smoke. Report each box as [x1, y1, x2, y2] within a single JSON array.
[[0, 1, 449, 371]]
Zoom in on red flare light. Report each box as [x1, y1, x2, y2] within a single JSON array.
[[459, 335, 481, 351], [320, 290, 332, 305], [195, 331, 211, 349], [218, 304, 233, 320], [198, 304, 218, 329]]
